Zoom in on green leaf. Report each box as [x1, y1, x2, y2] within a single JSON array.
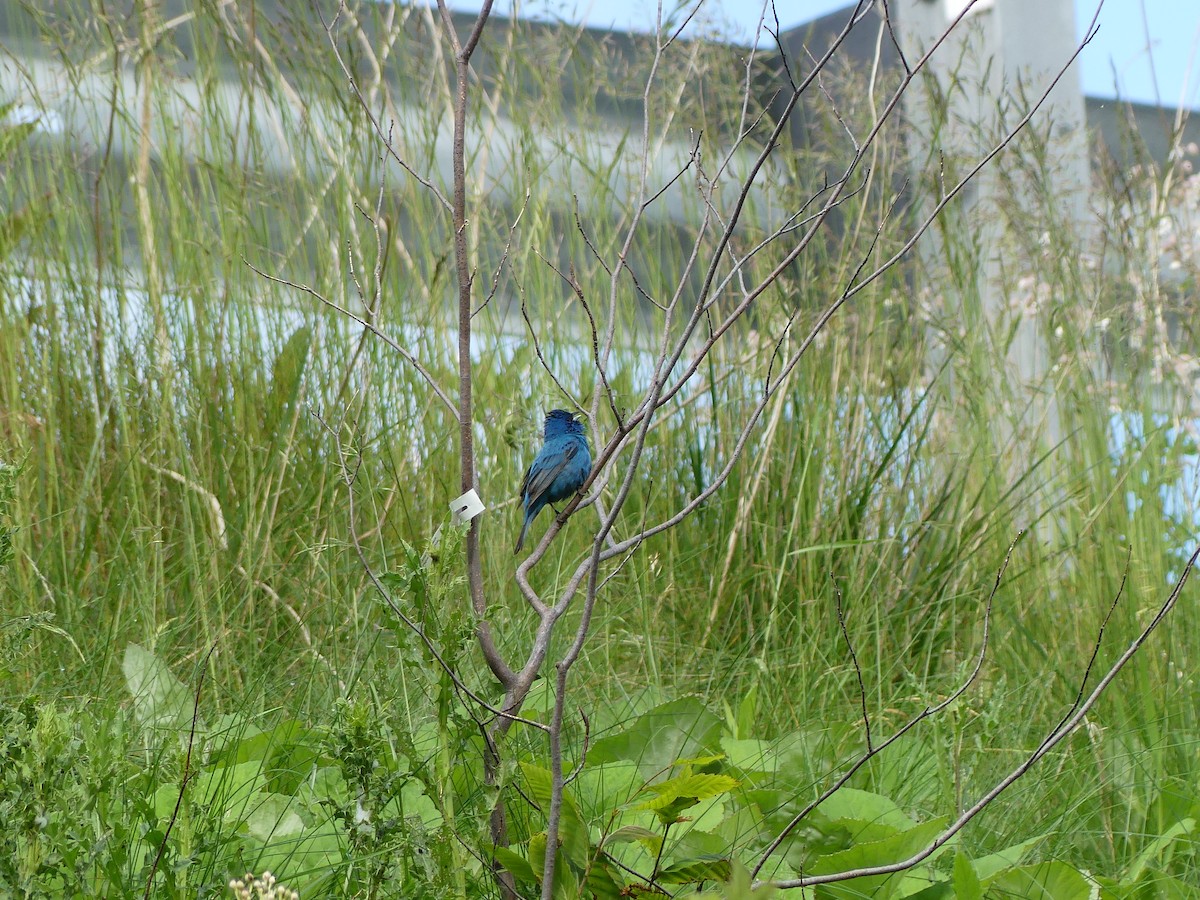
[[574, 761, 643, 820], [380, 776, 444, 829], [810, 817, 949, 900], [984, 861, 1095, 899], [971, 832, 1051, 881], [521, 761, 556, 806], [527, 832, 581, 900], [735, 686, 758, 741], [675, 753, 728, 768], [812, 788, 916, 836], [154, 783, 181, 821], [528, 832, 548, 877], [494, 846, 538, 885], [902, 884, 954, 900], [1121, 817, 1195, 886], [190, 760, 268, 818], [520, 762, 591, 869], [952, 850, 983, 900], [243, 792, 305, 842], [248, 813, 343, 887], [688, 860, 778, 899], [588, 698, 724, 778], [122, 643, 196, 733], [584, 856, 625, 899], [721, 737, 776, 777], [636, 774, 741, 812], [659, 855, 733, 884], [602, 824, 664, 855]]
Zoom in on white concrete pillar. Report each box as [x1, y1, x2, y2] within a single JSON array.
[[898, 0, 1090, 455]]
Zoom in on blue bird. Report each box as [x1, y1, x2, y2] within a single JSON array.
[[514, 409, 592, 554]]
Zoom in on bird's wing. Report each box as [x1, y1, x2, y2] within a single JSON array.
[[523, 441, 581, 505]]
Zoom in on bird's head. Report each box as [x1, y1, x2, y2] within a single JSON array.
[[544, 408, 584, 437]]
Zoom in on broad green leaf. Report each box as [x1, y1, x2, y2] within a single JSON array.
[[154, 783, 181, 821], [574, 761, 643, 820], [971, 832, 1051, 881], [584, 856, 625, 899], [658, 855, 733, 884], [122, 643, 196, 732], [715, 803, 768, 849], [735, 686, 758, 740], [984, 861, 1094, 900], [900, 883, 953, 899], [528, 832, 580, 900], [676, 753, 727, 768], [247, 813, 343, 889], [812, 788, 915, 836], [206, 715, 264, 761], [528, 832, 548, 877], [521, 761, 557, 807], [673, 829, 730, 861], [1121, 817, 1195, 885], [951, 850, 983, 900], [494, 846, 537, 885], [520, 762, 591, 868], [602, 824, 664, 855], [306, 765, 349, 806], [190, 760, 268, 818], [211, 718, 314, 766], [636, 773, 741, 811], [721, 737, 776, 777], [380, 776, 444, 829], [243, 792, 305, 842], [637, 772, 738, 826], [588, 698, 724, 778], [682, 860, 779, 899], [811, 817, 949, 900]]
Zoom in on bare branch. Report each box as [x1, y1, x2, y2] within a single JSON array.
[[880, 0, 912, 76], [531, 252, 622, 426], [518, 279, 584, 414], [762, 544, 1200, 890], [241, 258, 459, 420], [473, 188, 530, 318], [752, 533, 1017, 878], [318, 2, 453, 212]]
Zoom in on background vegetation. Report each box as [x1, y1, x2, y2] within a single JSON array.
[[1, 1, 1198, 896]]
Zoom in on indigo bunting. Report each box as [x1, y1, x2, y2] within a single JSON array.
[[514, 409, 592, 554]]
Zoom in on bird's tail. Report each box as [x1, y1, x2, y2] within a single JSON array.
[[514, 514, 531, 555]]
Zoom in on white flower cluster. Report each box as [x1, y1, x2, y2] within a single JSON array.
[[227, 871, 300, 900]]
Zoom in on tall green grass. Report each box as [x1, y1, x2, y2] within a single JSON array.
[[1, 1, 1198, 894]]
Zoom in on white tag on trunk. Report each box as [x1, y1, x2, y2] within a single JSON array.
[[450, 488, 485, 524]]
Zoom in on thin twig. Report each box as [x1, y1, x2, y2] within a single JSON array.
[[143, 643, 217, 899], [752, 533, 1018, 877], [518, 282, 583, 415], [473, 188, 530, 317], [318, 2, 453, 212], [242, 258, 459, 420], [833, 575, 872, 752]]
